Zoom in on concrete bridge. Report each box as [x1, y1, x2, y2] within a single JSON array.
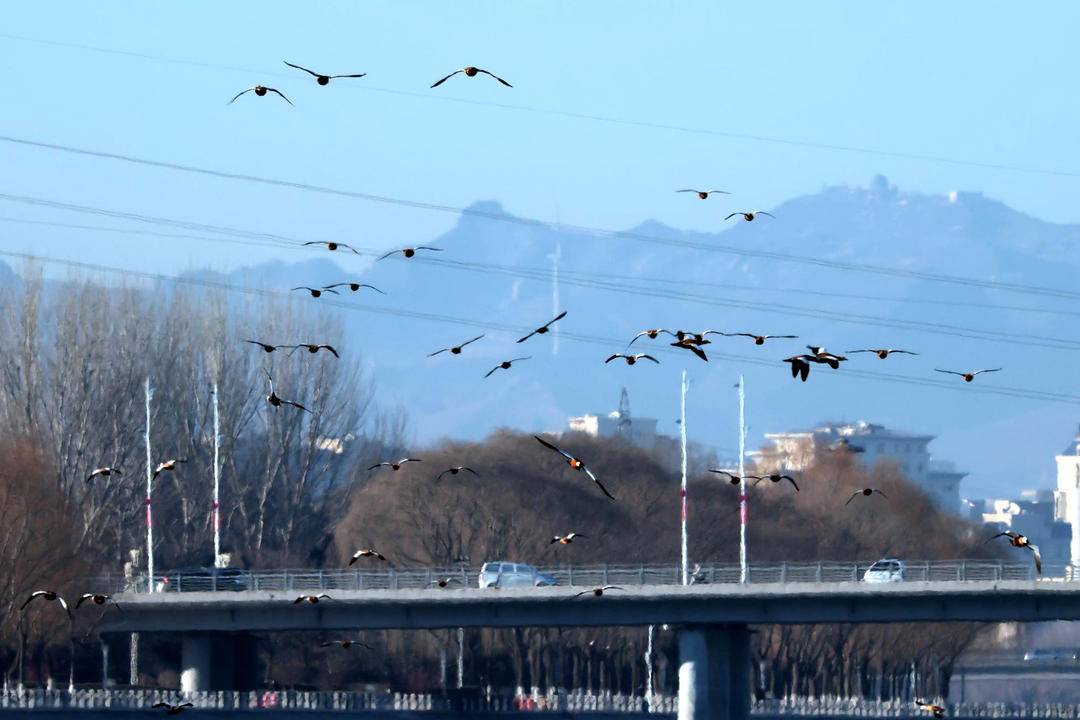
[[98, 561, 1080, 720]]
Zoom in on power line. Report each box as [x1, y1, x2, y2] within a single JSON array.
[[2, 137, 1079, 303], [5, 198, 1080, 350], [2, 248, 1079, 406], [1, 32, 1077, 179]]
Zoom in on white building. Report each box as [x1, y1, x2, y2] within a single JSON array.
[[1054, 425, 1080, 564], [753, 420, 967, 513]]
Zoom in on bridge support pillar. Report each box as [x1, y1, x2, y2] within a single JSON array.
[[180, 633, 257, 692], [180, 635, 213, 693], [678, 624, 750, 720]]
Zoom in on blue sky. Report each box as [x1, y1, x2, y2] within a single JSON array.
[[2, 2, 1080, 499], [2, 1, 1079, 274]]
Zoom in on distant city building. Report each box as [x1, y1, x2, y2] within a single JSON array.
[[751, 420, 967, 512], [1053, 425, 1080, 564], [973, 489, 1072, 568]]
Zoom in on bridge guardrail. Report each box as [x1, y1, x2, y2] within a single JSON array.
[[92, 559, 1077, 595]]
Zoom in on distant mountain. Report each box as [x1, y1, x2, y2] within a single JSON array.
[[11, 176, 1080, 499]]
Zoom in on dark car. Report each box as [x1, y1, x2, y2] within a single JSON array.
[[163, 567, 250, 592]]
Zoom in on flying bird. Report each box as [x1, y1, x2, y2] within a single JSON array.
[[292, 286, 339, 298], [709, 469, 750, 485], [848, 348, 919, 359], [348, 549, 388, 565], [670, 338, 708, 362], [86, 466, 121, 483], [783, 355, 813, 382], [550, 532, 586, 546], [264, 370, 311, 414], [377, 246, 442, 260], [934, 368, 1002, 383], [573, 585, 624, 598], [751, 473, 799, 491], [152, 703, 194, 716], [320, 639, 371, 649], [677, 189, 729, 200], [674, 330, 721, 345], [152, 459, 187, 480], [605, 353, 659, 366], [244, 340, 287, 353], [435, 466, 479, 480], [76, 593, 121, 611], [368, 458, 422, 472], [322, 282, 385, 294], [986, 531, 1042, 574], [283, 61, 366, 85], [534, 435, 614, 500], [805, 346, 847, 369], [723, 333, 798, 346], [20, 591, 71, 617], [293, 593, 332, 605], [627, 329, 676, 348], [431, 66, 512, 88], [725, 211, 774, 222], [915, 701, 946, 719], [845, 488, 888, 505], [517, 311, 567, 343], [484, 357, 531, 378], [302, 241, 361, 254], [287, 343, 339, 358], [229, 85, 292, 105], [432, 577, 461, 588], [429, 335, 485, 357]]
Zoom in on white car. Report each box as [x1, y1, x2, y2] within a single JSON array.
[[479, 561, 557, 589], [863, 558, 905, 583]]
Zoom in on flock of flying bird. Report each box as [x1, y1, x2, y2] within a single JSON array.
[[15, 58, 1033, 713]]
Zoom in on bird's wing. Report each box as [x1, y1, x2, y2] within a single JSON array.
[[1029, 543, 1042, 573], [975, 368, 1003, 375], [460, 334, 484, 348], [85, 470, 99, 483], [152, 703, 169, 709], [686, 344, 708, 362], [376, 249, 401, 260], [724, 213, 740, 220], [934, 369, 963, 376], [546, 311, 568, 326], [757, 211, 776, 218], [414, 246, 442, 252], [706, 190, 730, 194], [430, 70, 462, 88], [847, 350, 873, 354], [428, 348, 449, 357], [322, 345, 340, 357], [435, 470, 450, 481], [844, 491, 861, 506], [75, 595, 91, 609], [302, 241, 327, 247], [784, 476, 800, 491], [510, 356, 531, 364], [770, 335, 799, 339], [589, 471, 616, 501], [330, 73, 367, 79], [549, 537, 561, 545], [641, 355, 659, 363], [484, 365, 499, 378], [228, 88, 255, 104], [359, 284, 386, 294], [367, 463, 389, 470], [709, 469, 735, 478], [267, 88, 294, 105], [516, 329, 538, 343], [283, 399, 311, 414], [676, 189, 698, 193], [572, 590, 592, 598], [984, 532, 1011, 543], [320, 641, 337, 647], [723, 332, 755, 338], [464, 467, 479, 476], [476, 69, 512, 86], [892, 350, 919, 355], [400, 458, 422, 464], [322, 288, 340, 294], [283, 61, 319, 77], [604, 354, 620, 364], [875, 489, 889, 499], [534, 435, 574, 461], [337, 243, 362, 254], [58, 596, 71, 615], [293, 597, 305, 604]]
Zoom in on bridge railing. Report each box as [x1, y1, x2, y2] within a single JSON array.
[[91, 559, 1075, 595]]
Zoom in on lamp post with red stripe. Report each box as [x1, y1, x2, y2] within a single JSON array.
[[680, 370, 689, 586]]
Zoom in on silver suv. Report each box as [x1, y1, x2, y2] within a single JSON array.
[[479, 561, 557, 589]]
